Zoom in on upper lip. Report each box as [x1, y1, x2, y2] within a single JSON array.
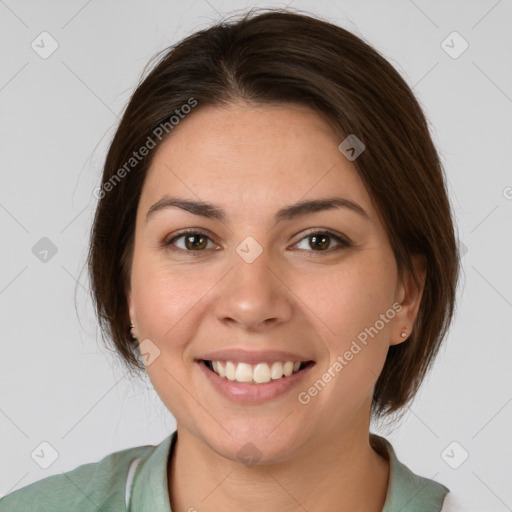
[[197, 348, 314, 365]]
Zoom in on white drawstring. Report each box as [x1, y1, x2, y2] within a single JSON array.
[[125, 457, 143, 510]]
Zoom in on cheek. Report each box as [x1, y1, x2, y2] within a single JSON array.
[[306, 257, 395, 341], [300, 255, 396, 394], [130, 254, 219, 345], [130, 258, 212, 419]]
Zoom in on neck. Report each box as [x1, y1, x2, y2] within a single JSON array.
[[168, 421, 390, 512]]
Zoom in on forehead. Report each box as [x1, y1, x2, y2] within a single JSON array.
[[140, 103, 374, 221]]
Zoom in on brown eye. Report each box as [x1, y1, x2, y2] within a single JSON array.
[[294, 230, 350, 253], [165, 231, 217, 252], [183, 233, 208, 250], [309, 233, 330, 251]]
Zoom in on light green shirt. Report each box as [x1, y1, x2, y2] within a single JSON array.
[[0, 431, 449, 511]]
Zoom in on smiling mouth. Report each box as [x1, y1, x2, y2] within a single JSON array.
[[201, 359, 315, 384]]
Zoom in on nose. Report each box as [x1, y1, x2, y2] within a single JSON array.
[[213, 247, 294, 333]]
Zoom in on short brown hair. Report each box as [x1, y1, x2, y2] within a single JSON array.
[[88, 8, 460, 419]]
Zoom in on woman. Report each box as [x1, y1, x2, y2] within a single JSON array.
[[0, 9, 462, 512]]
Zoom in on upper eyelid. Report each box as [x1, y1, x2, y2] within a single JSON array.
[[165, 228, 218, 245], [166, 228, 349, 249]]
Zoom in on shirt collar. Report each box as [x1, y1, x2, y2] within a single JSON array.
[[129, 431, 448, 512], [129, 431, 176, 511], [371, 433, 449, 512]]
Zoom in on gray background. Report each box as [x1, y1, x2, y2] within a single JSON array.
[[1, 0, 511, 509]]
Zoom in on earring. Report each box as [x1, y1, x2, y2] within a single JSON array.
[[401, 330, 408, 339], [129, 323, 137, 340]]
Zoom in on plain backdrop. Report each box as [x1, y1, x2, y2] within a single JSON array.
[[1, 0, 511, 510]]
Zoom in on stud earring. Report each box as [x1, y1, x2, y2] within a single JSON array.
[[129, 323, 137, 340], [401, 331, 408, 339]]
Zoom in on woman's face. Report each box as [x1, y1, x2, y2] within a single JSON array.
[[128, 102, 423, 463]]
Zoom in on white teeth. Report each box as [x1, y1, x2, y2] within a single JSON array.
[[225, 361, 236, 381], [270, 362, 283, 379], [283, 361, 294, 377], [208, 360, 305, 383], [253, 363, 271, 383], [235, 362, 253, 383]]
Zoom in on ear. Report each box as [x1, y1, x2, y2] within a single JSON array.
[[126, 284, 140, 342], [126, 280, 136, 327], [390, 253, 427, 346]]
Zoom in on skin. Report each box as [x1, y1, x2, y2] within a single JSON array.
[[128, 102, 426, 512]]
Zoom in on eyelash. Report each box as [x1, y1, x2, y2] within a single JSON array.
[[163, 228, 351, 256]]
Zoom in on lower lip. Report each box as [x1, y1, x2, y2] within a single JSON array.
[[197, 360, 315, 404]]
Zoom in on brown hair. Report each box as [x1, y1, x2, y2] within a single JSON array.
[[88, 8, 460, 419]]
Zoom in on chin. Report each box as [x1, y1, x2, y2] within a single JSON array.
[[201, 421, 306, 466]]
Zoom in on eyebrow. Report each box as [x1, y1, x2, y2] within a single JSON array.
[[145, 196, 371, 223]]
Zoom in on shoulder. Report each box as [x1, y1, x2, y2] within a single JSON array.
[[371, 433, 449, 511], [0, 441, 157, 512], [441, 492, 484, 512]]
